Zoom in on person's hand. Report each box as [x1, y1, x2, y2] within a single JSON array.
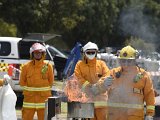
[[85, 84, 103, 96], [3, 78, 8, 85], [90, 84, 100, 96], [83, 83, 93, 96], [145, 116, 153, 120], [104, 76, 113, 87], [3, 74, 10, 85]]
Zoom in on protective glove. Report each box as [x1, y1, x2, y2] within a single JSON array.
[[3, 79, 8, 85], [145, 116, 153, 120], [81, 81, 96, 97], [82, 83, 92, 96], [3, 74, 10, 85], [81, 81, 90, 92], [89, 76, 114, 95], [103, 76, 113, 87], [90, 84, 101, 95]]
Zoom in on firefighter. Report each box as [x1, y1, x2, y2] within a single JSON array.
[[107, 45, 155, 120], [90, 45, 155, 120], [74, 41, 110, 120], [20, 43, 54, 120]]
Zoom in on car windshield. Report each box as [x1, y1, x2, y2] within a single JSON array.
[[46, 45, 67, 58]]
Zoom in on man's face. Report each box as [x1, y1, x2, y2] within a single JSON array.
[[33, 51, 43, 60], [118, 59, 136, 67]]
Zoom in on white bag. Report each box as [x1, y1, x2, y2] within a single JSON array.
[[155, 96, 160, 105], [0, 84, 17, 120], [0, 86, 5, 120]]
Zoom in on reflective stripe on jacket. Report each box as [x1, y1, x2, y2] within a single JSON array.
[[107, 102, 144, 109], [94, 101, 107, 107], [22, 86, 51, 91], [23, 102, 45, 109], [146, 105, 155, 111]]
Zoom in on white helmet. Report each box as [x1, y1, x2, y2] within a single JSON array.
[[30, 43, 46, 54], [82, 41, 98, 52]]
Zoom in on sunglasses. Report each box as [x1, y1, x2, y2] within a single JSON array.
[[85, 51, 96, 55]]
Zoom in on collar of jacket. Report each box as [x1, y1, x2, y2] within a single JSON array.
[[83, 57, 96, 66], [32, 59, 43, 66]]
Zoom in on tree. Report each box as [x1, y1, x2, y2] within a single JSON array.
[[0, 0, 51, 36], [0, 19, 17, 36], [0, 0, 160, 52], [51, 0, 120, 47]]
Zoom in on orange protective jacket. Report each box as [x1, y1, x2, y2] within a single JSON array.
[[74, 58, 110, 106], [107, 66, 155, 120], [20, 59, 54, 109], [0, 79, 3, 86]]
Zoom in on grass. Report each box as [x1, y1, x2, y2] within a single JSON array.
[[61, 102, 68, 114], [53, 80, 64, 90]]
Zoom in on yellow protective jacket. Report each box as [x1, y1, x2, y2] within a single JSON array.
[[107, 66, 155, 120], [74, 58, 110, 107], [20, 59, 54, 109]]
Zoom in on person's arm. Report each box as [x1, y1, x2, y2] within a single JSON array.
[[84, 61, 112, 95], [48, 63, 54, 86], [19, 65, 27, 87], [74, 61, 86, 85], [0, 79, 4, 86], [143, 72, 155, 116], [101, 60, 110, 77], [98, 60, 110, 84]]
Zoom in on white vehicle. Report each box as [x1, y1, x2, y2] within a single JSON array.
[[0, 37, 55, 97]]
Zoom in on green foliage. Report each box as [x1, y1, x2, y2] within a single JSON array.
[[0, 0, 160, 52], [0, 0, 51, 36], [145, 0, 160, 16], [57, 0, 121, 47], [0, 19, 17, 36], [125, 36, 155, 52]]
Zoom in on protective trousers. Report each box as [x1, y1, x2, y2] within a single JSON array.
[[107, 109, 144, 120], [91, 107, 107, 120], [22, 108, 44, 120]]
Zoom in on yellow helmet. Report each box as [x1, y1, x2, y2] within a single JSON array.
[[119, 45, 136, 59]]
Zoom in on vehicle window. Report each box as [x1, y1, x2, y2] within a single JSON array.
[[18, 41, 34, 59], [45, 51, 52, 60], [48, 47, 57, 56], [47, 46, 67, 58], [0, 42, 11, 56]]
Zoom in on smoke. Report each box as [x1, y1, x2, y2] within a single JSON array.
[[118, 2, 159, 50]]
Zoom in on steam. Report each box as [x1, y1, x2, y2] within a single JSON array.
[[118, 2, 158, 50]]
